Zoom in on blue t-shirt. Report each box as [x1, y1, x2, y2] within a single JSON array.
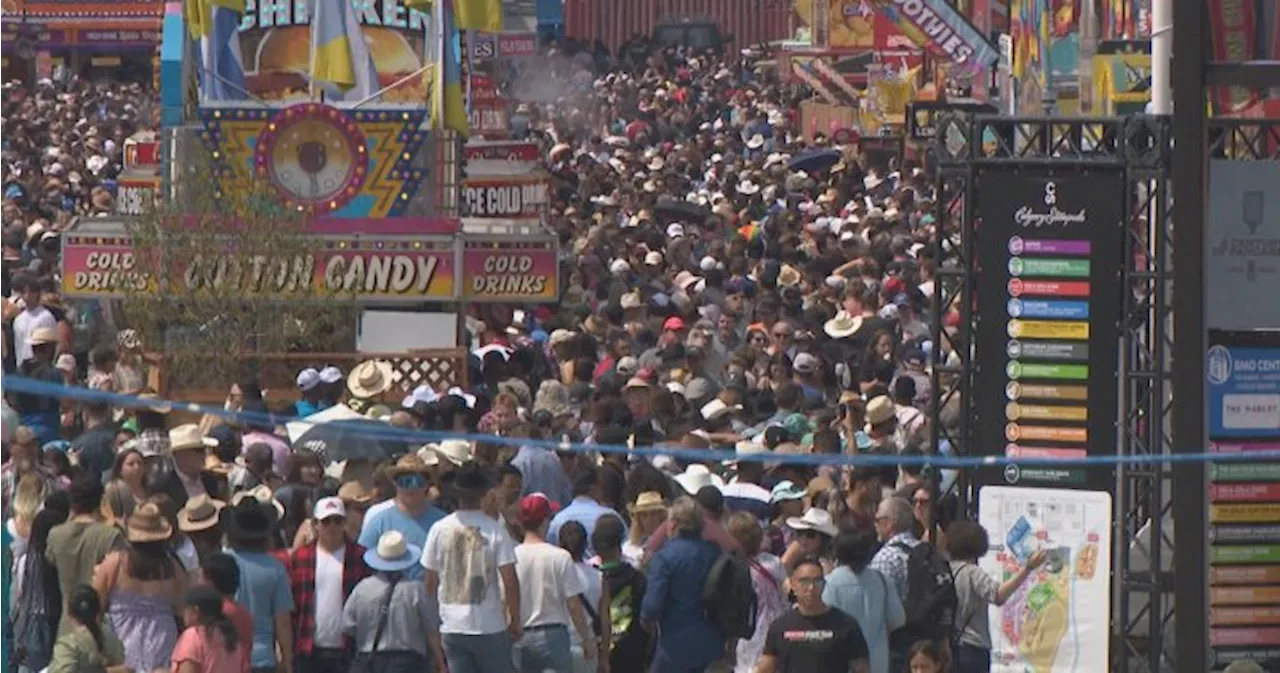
[[228, 549, 294, 668], [357, 501, 447, 580]]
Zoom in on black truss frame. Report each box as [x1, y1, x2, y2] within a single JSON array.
[[927, 114, 1280, 673]]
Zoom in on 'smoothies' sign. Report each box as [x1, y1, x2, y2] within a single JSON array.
[[878, 0, 998, 71]]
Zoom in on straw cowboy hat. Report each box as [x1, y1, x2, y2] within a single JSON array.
[[387, 452, 435, 477], [416, 444, 442, 467], [786, 508, 839, 538], [28, 326, 59, 347], [865, 395, 896, 426], [628, 491, 669, 515], [338, 480, 376, 506], [347, 360, 395, 398], [725, 440, 769, 466], [232, 484, 286, 519], [169, 424, 217, 453], [178, 494, 225, 533], [777, 264, 802, 288], [126, 502, 174, 543], [364, 530, 422, 573]]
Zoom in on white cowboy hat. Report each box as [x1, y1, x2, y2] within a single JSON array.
[[786, 507, 839, 537], [824, 311, 864, 339], [725, 440, 769, 466], [674, 464, 725, 495], [746, 134, 766, 150], [435, 439, 473, 467], [737, 180, 761, 195], [232, 485, 286, 519], [700, 399, 742, 422], [648, 157, 665, 171], [347, 360, 395, 398], [865, 395, 896, 426], [363, 530, 422, 573], [777, 264, 802, 287], [169, 423, 217, 453]]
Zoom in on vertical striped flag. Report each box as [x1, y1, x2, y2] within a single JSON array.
[[310, 0, 377, 101], [430, 0, 470, 138], [187, 0, 247, 101]]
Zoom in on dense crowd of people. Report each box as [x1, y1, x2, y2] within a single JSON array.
[[5, 39, 1274, 673]]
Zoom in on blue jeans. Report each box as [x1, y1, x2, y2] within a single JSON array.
[[514, 625, 573, 673], [442, 631, 514, 673]]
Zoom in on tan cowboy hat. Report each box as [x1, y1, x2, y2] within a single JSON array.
[[628, 491, 669, 514], [337, 480, 376, 505], [28, 326, 59, 346], [232, 485, 286, 518], [126, 502, 174, 543], [865, 395, 896, 426], [387, 452, 435, 477], [824, 311, 864, 339], [416, 444, 442, 467], [178, 494, 226, 533], [347, 360, 395, 398], [203, 453, 234, 477], [169, 423, 217, 453], [777, 264, 801, 287]]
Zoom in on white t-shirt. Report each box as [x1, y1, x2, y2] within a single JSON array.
[[568, 560, 602, 647], [423, 510, 517, 635], [314, 545, 346, 647], [515, 542, 584, 629], [12, 306, 55, 366]]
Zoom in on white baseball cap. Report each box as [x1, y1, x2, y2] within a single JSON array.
[[313, 497, 346, 520], [296, 368, 321, 392], [318, 366, 343, 384]]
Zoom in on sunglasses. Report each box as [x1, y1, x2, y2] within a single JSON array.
[[395, 474, 428, 489]]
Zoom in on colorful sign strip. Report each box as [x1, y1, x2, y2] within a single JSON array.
[[875, 0, 999, 72], [462, 176, 550, 218], [1207, 330, 1280, 669], [460, 240, 559, 302], [975, 169, 1125, 489], [463, 140, 541, 163]]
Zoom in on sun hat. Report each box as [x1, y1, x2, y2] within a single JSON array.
[[313, 496, 346, 521], [674, 464, 725, 495], [169, 424, 217, 453], [625, 377, 651, 391], [787, 508, 839, 537], [865, 395, 896, 426], [363, 530, 422, 573], [777, 264, 801, 287], [231, 484, 286, 518], [415, 443, 442, 467], [793, 352, 819, 374], [347, 360, 395, 398], [434, 439, 473, 467], [177, 494, 225, 533], [127, 502, 174, 543], [628, 491, 669, 514], [338, 481, 376, 505], [296, 368, 321, 392], [770, 480, 806, 503], [517, 493, 561, 527]]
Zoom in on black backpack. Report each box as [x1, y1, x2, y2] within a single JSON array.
[[894, 541, 958, 643], [701, 551, 758, 640]]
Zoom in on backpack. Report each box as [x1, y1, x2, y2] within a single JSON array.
[[894, 541, 958, 643], [701, 551, 758, 640]]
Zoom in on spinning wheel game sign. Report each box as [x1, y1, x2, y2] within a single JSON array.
[[200, 104, 429, 218]]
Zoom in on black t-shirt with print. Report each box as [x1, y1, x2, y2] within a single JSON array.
[[763, 607, 870, 673]]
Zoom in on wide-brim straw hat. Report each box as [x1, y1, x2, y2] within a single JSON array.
[[178, 494, 226, 532], [347, 360, 395, 398], [363, 530, 422, 572], [824, 311, 864, 339], [170, 423, 217, 453], [127, 502, 174, 543], [387, 452, 435, 477], [628, 491, 669, 514], [231, 485, 286, 519]]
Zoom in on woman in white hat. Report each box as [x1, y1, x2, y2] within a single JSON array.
[[343, 531, 445, 672], [781, 507, 839, 574]]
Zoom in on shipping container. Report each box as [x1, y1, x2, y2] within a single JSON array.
[[563, 0, 796, 58]]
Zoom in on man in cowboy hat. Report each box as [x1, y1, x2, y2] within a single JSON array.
[[149, 423, 224, 509], [287, 497, 372, 673], [424, 462, 522, 673], [356, 454, 446, 581], [223, 494, 295, 673], [347, 360, 395, 401]]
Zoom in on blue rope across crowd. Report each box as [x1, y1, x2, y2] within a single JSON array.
[[3, 375, 1271, 468]]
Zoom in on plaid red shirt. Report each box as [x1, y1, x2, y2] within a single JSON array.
[[287, 540, 371, 656]]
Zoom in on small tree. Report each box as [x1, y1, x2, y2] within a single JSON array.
[[121, 148, 356, 393]]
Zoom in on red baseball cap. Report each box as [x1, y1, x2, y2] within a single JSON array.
[[518, 493, 561, 526], [663, 316, 686, 332]]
